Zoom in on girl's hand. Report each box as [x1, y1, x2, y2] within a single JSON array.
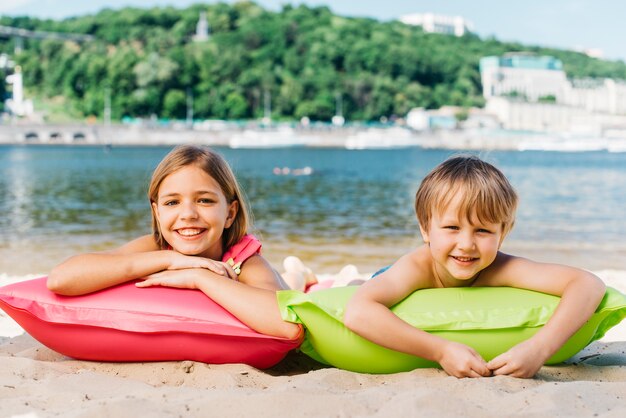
[[487, 339, 546, 378], [438, 341, 491, 378], [136, 269, 204, 290], [167, 252, 237, 280]]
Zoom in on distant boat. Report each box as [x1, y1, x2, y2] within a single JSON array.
[[228, 127, 308, 148], [516, 135, 608, 152], [344, 127, 417, 149], [608, 139, 626, 153]]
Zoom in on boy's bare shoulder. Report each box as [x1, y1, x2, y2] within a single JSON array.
[[474, 252, 536, 287], [389, 245, 435, 289]]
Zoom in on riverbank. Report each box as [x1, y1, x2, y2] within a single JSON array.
[[3, 123, 626, 152]]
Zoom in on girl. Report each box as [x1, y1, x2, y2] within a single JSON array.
[[48, 144, 302, 340]]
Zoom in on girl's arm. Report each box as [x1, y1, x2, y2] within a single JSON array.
[[48, 235, 234, 295], [136, 267, 302, 339], [344, 251, 491, 378], [479, 253, 606, 377], [48, 235, 164, 295], [236, 254, 291, 291]]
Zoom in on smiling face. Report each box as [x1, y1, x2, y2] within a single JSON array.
[[152, 165, 238, 260], [420, 194, 503, 287]]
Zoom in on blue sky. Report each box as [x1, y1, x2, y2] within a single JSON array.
[[2, 0, 625, 62]]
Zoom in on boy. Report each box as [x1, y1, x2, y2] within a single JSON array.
[[344, 155, 605, 378]]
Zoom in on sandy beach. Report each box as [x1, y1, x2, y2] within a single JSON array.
[[1, 269, 625, 418]]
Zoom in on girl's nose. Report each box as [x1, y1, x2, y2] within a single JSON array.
[[180, 201, 199, 220]]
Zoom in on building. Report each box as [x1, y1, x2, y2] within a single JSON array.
[[479, 53, 567, 102], [399, 13, 473, 37], [406, 106, 499, 131], [5, 66, 34, 117], [192, 11, 210, 42], [480, 53, 626, 133]]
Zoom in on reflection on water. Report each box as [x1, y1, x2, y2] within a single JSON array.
[[1, 145, 625, 274]]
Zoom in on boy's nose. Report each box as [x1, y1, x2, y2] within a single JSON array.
[[457, 232, 476, 250]]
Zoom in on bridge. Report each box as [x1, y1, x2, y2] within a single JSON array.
[[0, 25, 94, 53], [0, 25, 94, 42]]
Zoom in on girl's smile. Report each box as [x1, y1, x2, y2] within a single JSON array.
[[175, 228, 207, 238]]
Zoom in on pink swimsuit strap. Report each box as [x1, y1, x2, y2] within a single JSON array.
[[221, 234, 262, 275]]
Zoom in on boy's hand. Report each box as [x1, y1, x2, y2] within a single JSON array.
[[438, 341, 491, 378], [487, 339, 546, 378]]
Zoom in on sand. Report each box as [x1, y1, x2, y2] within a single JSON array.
[[1, 270, 625, 418]]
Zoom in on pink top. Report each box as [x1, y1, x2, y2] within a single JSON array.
[[222, 234, 262, 275]]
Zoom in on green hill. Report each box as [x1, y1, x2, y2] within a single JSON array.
[[2, 1, 625, 122]]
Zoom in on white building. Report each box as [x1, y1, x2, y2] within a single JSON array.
[[193, 11, 210, 42], [479, 54, 567, 102], [565, 78, 626, 115], [5, 66, 34, 117], [407, 106, 499, 131], [480, 53, 626, 134], [399, 13, 473, 37]]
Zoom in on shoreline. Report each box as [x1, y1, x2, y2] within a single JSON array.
[[2, 236, 626, 277], [2, 123, 626, 152]]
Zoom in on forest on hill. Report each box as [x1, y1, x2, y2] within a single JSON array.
[[2, 1, 626, 121]]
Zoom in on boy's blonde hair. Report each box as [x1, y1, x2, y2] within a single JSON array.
[[415, 155, 518, 238], [148, 145, 250, 252]]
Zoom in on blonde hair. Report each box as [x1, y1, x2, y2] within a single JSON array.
[[415, 155, 518, 238], [148, 145, 250, 251]]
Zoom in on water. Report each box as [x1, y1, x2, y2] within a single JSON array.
[[1, 144, 625, 275]]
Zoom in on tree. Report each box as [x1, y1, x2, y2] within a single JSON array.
[[162, 89, 186, 118], [3, 2, 626, 122]]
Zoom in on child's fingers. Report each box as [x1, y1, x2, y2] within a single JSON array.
[[467, 369, 486, 378], [136, 272, 167, 287], [468, 355, 491, 377], [486, 354, 507, 371], [488, 355, 517, 376], [491, 363, 516, 376], [472, 362, 492, 377], [135, 278, 157, 287], [222, 264, 238, 280], [203, 261, 230, 277], [217, 262, 238, 280]]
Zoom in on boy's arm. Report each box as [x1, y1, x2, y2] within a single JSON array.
[[344, 252, 491, 378], [481, 254, 606, 378]]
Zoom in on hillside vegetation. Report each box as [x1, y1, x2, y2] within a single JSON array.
[[1, 1, 625, 121]]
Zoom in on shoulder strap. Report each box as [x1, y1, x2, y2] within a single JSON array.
[[222, 234, 262, 275]]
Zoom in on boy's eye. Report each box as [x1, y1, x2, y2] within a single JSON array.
[[164, 200, 179, 206], [443, 225, 459, 230]]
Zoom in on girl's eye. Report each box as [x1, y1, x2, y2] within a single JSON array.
[[198, 198, 214, 204], [164, 200, 178, 206]]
